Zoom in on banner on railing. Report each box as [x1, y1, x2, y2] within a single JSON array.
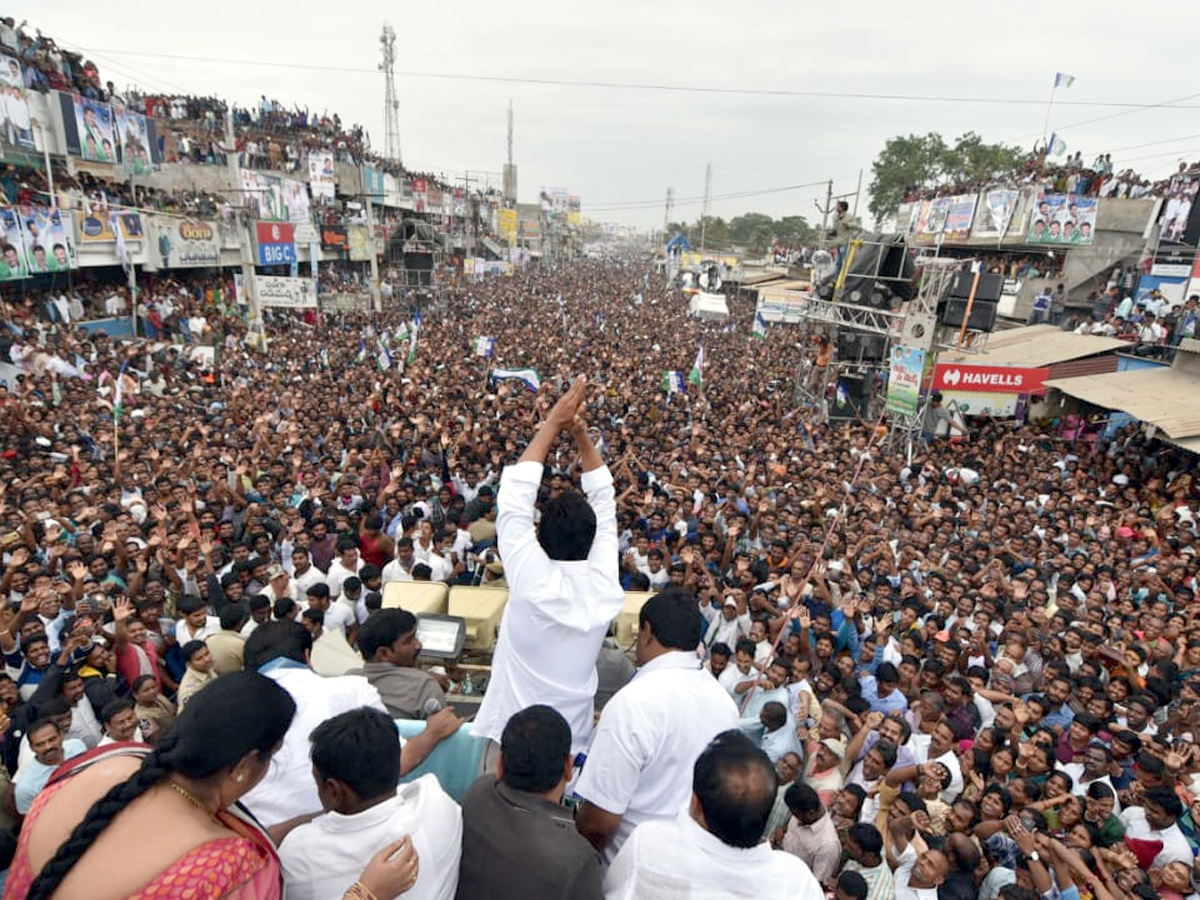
[[255, 274, 316, 308]]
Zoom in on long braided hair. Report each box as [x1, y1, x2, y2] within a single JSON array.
[[27, 671, 295, 900]]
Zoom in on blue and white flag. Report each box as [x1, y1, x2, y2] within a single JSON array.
[[753, 311, 768, 339], [473, 336, 495, 358], [1048, 132, 1067, 158], [1053, 72, 1075, 89], [407, 310, 421, 365], [490, 367, 542, 393], [378, 343, 392, 371], [355, 338, 367, 364], [662, 370, 686, 394]]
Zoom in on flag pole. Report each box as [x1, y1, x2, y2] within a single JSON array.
[[1042, 76, 1060, 154]]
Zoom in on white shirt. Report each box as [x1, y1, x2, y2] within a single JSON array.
[[604, 813, 825, 900], [174, 615, 221, 645], [280, 776, 461, 900], [322, 600, 358, 635], [906, 735, 963, 803], [718, 664, 756, 700], [472, 462, 625, 755], [291, 565, 327, 597], [894, 844, 939, 900], [241, 659, 389, 827], [381, 558, 414, 584], [1119, 805, 1193, 868], [576, 650, 740, 863], [325, 557, 364, 598]]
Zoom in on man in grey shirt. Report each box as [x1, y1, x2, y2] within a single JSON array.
[[353, 608, 445, 719], [456, 705, 602, 900]]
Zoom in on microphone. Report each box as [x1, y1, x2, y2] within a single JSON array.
[[423, 697, 444, 717]]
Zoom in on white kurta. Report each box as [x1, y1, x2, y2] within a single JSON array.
[[472, 461, 625, 755]]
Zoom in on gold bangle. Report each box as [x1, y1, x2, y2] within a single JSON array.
[[346, 883, 379, 900]]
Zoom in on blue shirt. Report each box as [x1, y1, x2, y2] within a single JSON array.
[[860, 675, 909, 714], [1041, 702, 1076, 732]]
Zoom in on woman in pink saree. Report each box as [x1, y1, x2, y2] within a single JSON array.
[[6, 671, 419, 900]]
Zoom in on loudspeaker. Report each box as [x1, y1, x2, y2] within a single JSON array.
[[829, 374, 868, 421], [939, 299, 998, 331], [948, 272, 1003, 303], [837, 332, 888, 361]]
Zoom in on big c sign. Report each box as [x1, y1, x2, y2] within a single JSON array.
[[932, 364, 1050, 394]]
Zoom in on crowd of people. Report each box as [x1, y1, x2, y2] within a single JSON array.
[[903, 148, 1195, 206], [0, 253, 1195, 900]]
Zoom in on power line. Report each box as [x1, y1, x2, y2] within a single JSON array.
[[584, 179, 836, 211], [70, 47, 1200, 110]]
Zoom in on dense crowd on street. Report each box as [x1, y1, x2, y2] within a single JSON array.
[[0, 254, 1195, 900]]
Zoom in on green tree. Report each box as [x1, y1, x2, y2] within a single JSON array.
[[868, 131, 1024, 227]]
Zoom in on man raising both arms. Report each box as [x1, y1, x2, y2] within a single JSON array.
[[472, 376, 625, 763]]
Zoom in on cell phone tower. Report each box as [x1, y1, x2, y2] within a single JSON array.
[[379, 24, 402, 166]]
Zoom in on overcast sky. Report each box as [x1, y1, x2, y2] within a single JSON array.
[[19, 1, 1200, 230]]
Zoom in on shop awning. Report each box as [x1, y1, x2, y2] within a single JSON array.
[[1045, 367, 1200, 440], [940, 325, 1129, 367]]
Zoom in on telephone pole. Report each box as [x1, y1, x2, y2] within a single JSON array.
[[663, 187, 674, 239], [699, 163, 711, 254]]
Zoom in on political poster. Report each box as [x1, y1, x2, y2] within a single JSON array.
[[255, 221, 297, 266], [0, 209, 27, 279], [75, 210, 144, 244], [923, 197, 952, 236], [568, 195, 581, 226], [58, 94, 117, 163], [1026, 193, 1097, 245], [412, 178, 428, 213], [942, 195, 977, 242], [150, 217, 220, 270], [886, 345, 926, 417], [17, 204, 76, 274], [281, 178, 311, 225], [241, 170, 284, 222], [972, 189, 1020, 239], [1160, 169, 1200, 246], [540, 187, 569, 219], [308, 151, 335, 204], [113, 107, 160, 175], [254, 274, 316, 308], [0, 55, 34, 151]]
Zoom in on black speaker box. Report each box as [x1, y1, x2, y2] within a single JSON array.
[[949, 272, 1003, 303], [939, 299, 998, 331], [836, 332, 888, 361]]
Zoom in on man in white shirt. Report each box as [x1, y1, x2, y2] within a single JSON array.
[[701, 595, 752, 649], [290, 547, 327, 596], [576, 586, 740, 863], [279, 707, 460, 900], [381, 537, 416, 584], [887, 814, 949, 900], [325, 536, 364, 598], [604, 730, 824, 900], [473, 377, 625, 759], [1118, 789, 1193, 868], [174, 595, 220, 645], [241, 621, 457, 827], [305, 582, 356, 643]]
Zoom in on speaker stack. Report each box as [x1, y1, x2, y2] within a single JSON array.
[[836, 332, 888, 362], [938, 272, 1002, 332]]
